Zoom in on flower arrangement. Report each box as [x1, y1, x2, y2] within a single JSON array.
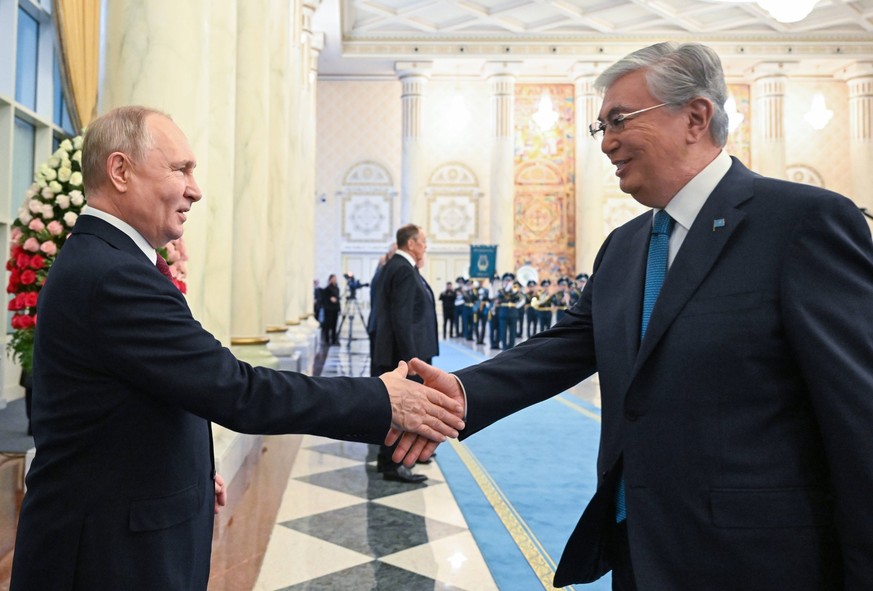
[[6, 134, 187, 374]]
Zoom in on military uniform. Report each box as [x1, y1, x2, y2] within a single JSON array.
[[534, 278, 553, 331], [497, 273, 524, 350]]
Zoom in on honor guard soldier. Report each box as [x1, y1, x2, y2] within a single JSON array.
[[472, 281, 488, 344], [489, 273, 502, 348], [461, 279, 477, 340], [550, 277, 570, 323], [524, 280, 538, 338], [534, 278, 553, 331], [453, 276, 465, 338], [514, 279, 526, 339], [497, 272, 524, 350]]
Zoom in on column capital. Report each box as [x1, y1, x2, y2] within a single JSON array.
[[747, 61, 797, 81], [571, 62, 606, 82], [482, 61, 522, 78], [836, 61, 873, 82], [395, 61, 433, 80]]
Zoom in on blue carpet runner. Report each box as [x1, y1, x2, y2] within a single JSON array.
[[434, 341, 611, 590]]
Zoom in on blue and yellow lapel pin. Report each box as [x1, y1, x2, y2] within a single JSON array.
[[712, 218, 726, 231]]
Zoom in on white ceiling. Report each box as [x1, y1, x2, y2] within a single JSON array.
[[313, 0, 873, 79]]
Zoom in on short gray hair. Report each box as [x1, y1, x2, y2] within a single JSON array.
[[595, 42, 729, 147], [82, 106, 169, 194]]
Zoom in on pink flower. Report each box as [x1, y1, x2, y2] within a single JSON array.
[[47, 221, 64, 236], [28, 218, 46, 232], [23, 237, 40, 253], [10, 227, 22, 243], [39, 241, 58, 256]]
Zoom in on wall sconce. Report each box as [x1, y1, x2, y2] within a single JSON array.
[[448, 92, 471, 131], [532, 90, 559, 132], [804, 93, 833, 130], [725, 96, 745, 133]]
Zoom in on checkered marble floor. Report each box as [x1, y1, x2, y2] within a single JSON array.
[[253, 436, 497, 590], [253, 335, 498, 590]]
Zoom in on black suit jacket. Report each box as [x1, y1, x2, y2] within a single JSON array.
[[11, 216, 391, 591], [372, 253, 438, 372], [455, 159, 873, 589]]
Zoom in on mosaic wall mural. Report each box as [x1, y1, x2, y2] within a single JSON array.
[[513, 84, 576, 281]]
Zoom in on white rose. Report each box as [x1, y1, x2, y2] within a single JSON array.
[[73, 135, 83, 150], [52, 147, 66, 159], [48, 156, 61, 168], [49, 180, 63, 194], [44, 168, 57, 181], [60, 139, 73, 152], [70, 191, 85, 207], [72, 150, 82, 164], [69, 171, 83, 187], [18, 210, 33, 225], [42, 203, 55, 219], [56, 194, 71, 209], [36, 178, 47, 188], [61, 158, 72, 170], [57, 167, 72, 183], [64, 211, 78, 227], [25, 187, 37, 200], [32, 196, 46, 211]]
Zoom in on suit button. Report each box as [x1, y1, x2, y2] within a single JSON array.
[[625, 411, 638, 421]]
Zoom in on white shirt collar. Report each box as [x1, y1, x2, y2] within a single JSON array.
[[81, 205, 160, 264], [395, 249, 416, 268], [662, 149, 732, 233]]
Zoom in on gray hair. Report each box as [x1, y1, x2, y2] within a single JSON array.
[[595, 42, 729, 147], [82, 106, 169, 194]]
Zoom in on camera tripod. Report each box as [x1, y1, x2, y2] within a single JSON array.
[[336, 294, 369, 345]]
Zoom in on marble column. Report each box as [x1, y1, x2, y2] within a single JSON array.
[[486, 67, 517, 273], [298, 1, 321, 323], [100, 0, 213, 323], [284, 0, 304, 325], [396, 62, 431, 225], [199, 0, 237, 345], [231, 0, 277, 367], [751, 65, 789, 180], [843, 63, 873, 212], [574, 65, 605, 275], [264, 0, 292, 329]]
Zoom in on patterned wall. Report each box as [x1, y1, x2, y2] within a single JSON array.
[[513, 84, 576, 279], [315, 81, 402, 284]]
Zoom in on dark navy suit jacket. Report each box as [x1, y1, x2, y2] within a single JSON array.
[[372, 252, 439, 372], [455, 159, 873, 589], [11, 215, 391, 590]]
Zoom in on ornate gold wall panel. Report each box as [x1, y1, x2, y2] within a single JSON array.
[[513, 84, 576, 280]]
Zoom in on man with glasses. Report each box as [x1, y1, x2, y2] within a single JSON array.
[[395, 42, 873, 590]]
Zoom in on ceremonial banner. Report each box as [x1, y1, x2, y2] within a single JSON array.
[[470, 245, 497, 279]]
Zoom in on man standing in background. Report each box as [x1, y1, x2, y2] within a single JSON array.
[[373, 224, 439, 483]]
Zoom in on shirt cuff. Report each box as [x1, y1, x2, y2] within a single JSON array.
[[451, 373, 468, 421]]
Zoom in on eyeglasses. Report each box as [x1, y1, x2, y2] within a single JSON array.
[[588, 103, 668, 138]]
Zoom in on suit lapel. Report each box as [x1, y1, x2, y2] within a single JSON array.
[[631, 158, 755, 375]]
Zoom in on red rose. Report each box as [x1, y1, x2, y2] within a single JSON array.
[[18, 314, 35, 329], [6, 270, 20, 293], [19, 270, 36, 285], [10, 314, 23, 329], [173, 280, 187, 294], [16, 253, 30, 270], [30, 255, 45, 270], [23, 292, 38, 308]]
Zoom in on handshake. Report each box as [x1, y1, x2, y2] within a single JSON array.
[[379, 358, 465, 466]]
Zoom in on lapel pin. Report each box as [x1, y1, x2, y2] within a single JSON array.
[[713, 218, 726, 231]]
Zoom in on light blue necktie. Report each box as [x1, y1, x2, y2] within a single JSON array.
[[616, 209, 674, 523]]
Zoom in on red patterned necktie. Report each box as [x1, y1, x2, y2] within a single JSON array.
[[156, 255, 174, 282]]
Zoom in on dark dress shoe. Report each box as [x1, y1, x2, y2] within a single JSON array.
[[383, 465, 427, 483]]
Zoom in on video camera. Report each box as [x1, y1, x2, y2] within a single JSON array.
[[343, 273, 369, 299]]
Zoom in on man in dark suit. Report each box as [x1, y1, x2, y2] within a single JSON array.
[[373, 224, 439, 483], [10, 106, 464, 591], [395, 42, 873, 589]]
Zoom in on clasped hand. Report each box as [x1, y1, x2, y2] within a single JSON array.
[[380, 359, 466, 466]]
